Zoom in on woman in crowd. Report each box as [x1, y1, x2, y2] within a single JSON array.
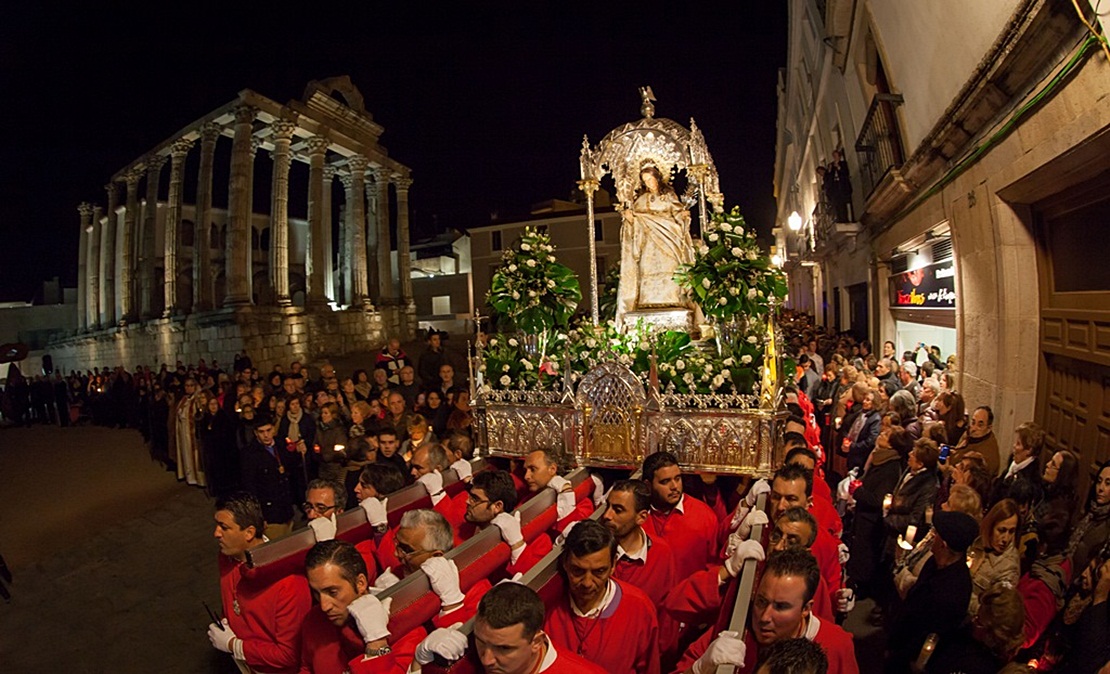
[[344, 400, 378, 506], [199, 391, 239, 498], [889, 389, 921, 440], [353, 369, 372, 401], [849, 426, 911, 599], [968, 499, 1022, 615], [1066, 460, 1110, 575], [445, 388, 474, 436], [935, 391, 968, 447], [420, 389, 450, 438], [1036, 449, 1081, 526], [834, 381, 869, 477], [314, 402, 349, 484], [399, 414, 435, 463], [339, 377, 360, 410]]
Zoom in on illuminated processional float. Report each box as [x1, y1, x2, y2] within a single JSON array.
[[471, 88, 790, 476]]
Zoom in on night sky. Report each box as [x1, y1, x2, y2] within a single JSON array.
[[0, 3, 787, 303]]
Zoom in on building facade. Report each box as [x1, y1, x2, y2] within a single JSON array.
[[54, 77, 418, 372], [774, 0, 1110, 484]]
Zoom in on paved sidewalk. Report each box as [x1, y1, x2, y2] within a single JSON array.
[[0, 425, 237, 673]]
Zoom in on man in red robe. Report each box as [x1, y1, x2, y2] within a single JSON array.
[[413, 583, 607, 673], [410, 444, 469, 540], [642, 451, 720, 580], [523, 449, 593, 531], [353, 463, 408, 575], [675, 548, 858, 674], [602, 478, 677, 606], [210, 492, 312, 674], [544, 519, 661, 674], [460, 469, 553, 576]]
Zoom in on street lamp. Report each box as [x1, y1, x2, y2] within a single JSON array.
[[787, 211, 802, 232]]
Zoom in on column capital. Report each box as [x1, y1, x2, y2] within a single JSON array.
[[104, 182, 117, 198], [339, 172, 354, 188], [201, 122, 223, 142], [305, 135, 330, 156], [322, 164, 337, 180], [347, 154, 369, 172], [78, 202, 94, 217], [249, 136, 262, 158], [393, 176, 413, 191], [270, 119, 297, 141], [368, 166, 389, 183], [145, 154, 167, 172], [124, 167, 144, 186], [170, 137, 195, 158], [233, 105, 258, 124]]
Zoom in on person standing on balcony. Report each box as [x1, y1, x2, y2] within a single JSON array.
[[831, 149, 853, 222]]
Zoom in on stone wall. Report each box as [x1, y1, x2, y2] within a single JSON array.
[[45, 306, 397, 372]]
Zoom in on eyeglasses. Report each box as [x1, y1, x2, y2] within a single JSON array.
[[394, 540, 437, 559], [302, 502, 338, 515], [466, 493, 491, 506]]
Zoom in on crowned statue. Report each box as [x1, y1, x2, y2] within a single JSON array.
[[580, 87, 722, 332]]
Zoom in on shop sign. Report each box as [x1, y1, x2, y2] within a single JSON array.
[[889, 261, 956, 309]]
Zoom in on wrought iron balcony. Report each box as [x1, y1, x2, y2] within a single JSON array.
[[854, 93, 905, 200]]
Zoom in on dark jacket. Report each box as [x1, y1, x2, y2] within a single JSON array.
[[885, 557, 972, 672], [885, 468, 939, 554], [849, 449, 904, 588], [240, 439, 295, 526], [989, 459, 1042, 509], [847, 410, 881, 472]]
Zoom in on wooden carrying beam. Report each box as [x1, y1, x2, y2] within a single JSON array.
[[420, 487, 608, 674], [380, 468, 595, 642], [243, 459, 490, 584]]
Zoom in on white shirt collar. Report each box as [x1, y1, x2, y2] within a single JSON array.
[[653, 493, 686, 515], [538, 635, 559, 671], [616, 527, 650, 563], [804, 612, 821, 640], [571, 579, 616, 618], [1007, 456, 1034, 479]]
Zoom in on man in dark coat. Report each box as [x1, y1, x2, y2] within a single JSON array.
[[240, 415, 296, 540], [884, 510, 978, 672]]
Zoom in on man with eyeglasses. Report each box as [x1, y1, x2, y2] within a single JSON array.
[[209, 492, 312, 674], [303, 478, 347, 543], [461, 469, 553, 576], [372, 509, 491, 631], [410, 443, 468, 542]]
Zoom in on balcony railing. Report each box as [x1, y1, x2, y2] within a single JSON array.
[[855, 93, 905, 200]]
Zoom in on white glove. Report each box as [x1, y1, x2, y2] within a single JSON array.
[[450, 459, 473, 483], [590, 473, 606, 507], [308, 513, 338, 542], [729, 502, 753, 531], [691, 630, 747, 673], [421, 556, 466, 608], [417, 471, 446, 506], [556, 489, 577, 521], [373, 567, 401, 591], [348, 594, 392, 642], [838, 541, 850, 566], [360, 496, 389, 528], [836, 587, 856, 613], [496, 572, 524, 586], [492, 511, 525, 564], [723, 538, 765, 578], [548, 474, 571, 493], [737, 508, 769, 540], [414, 623, 468, 665], [207, 619, 237, 654], [555, 520, 579, 547], [745, 479, 771, 507]]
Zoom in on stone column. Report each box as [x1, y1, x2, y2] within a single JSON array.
[[347, 155, 371, 309], [364, 172, 380, 300], [394, 176, 414, 306], [164, 138, 193, 317], [268, 120, 296, 306], [304, 136, 329, 307], [100, 183, 117, 327], [120, 169, 142, 323], [87, 205, 102, 329], [338, 178, 352, 306], [373, 168, 394, 301], [77, 203, 92, 331], [322, 165, 336, 303], [140, 154, 166, 319], [194, 122, 220, 311], [224, 105, 256, 307]]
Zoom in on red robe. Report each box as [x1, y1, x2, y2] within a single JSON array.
[[810, 492, 844, 538], [809, 526, 843, 608], [297, 608, 421, 674], [674, 613, 858, 674], [613, 528, 677, 607], [555, 496, 595, 534], [646, 494, 720, 580], [537, 642, 609, 673], [545, 580, 661, 674], [1018, 559, 1071, 650], [433, 490, 470, 545], [219, 553, 313, 673]]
